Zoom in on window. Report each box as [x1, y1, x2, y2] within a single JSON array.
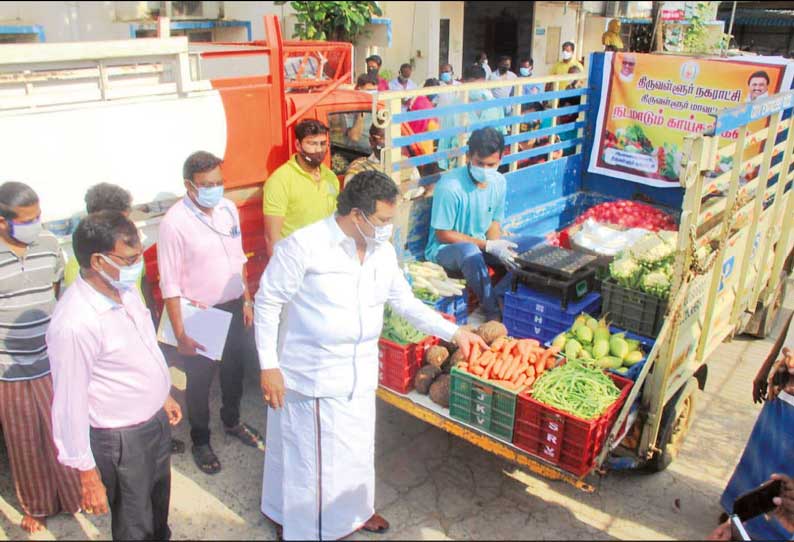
[[439, 19, 450, 67], [171, 1, 202, 17], [328, 110, 374, 174]]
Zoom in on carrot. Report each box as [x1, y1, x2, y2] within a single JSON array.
[[513, 362, 529, 382], [482, 355, 498, 379], [490, 337, 507, 352], [515, 373, 527, 387], [468, 343, 481, 365], [545, 353, 558, 370], [526, 365, 536, 379], [525, 374, 535, 387], [475, 351, 491, 370], [499, 354, 515, 379], [502, 339, 518, 356], [534, 359, 545, 376], [524, 338, 540, 349], [502, 356, 520, 381], [471, 365, 485, 376], [492, 359, 504, 379]]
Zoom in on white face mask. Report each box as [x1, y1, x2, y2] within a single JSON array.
[[562, 50, 573, 60], [356, 211, 393, 244], [8, 218, 42, 245], [98, 254, 143, 292]]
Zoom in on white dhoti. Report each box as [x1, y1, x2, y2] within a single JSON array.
[[261, 390, 376, 541]]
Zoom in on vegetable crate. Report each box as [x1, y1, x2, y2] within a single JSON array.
[[425, 292, 468, 324], [449, 367, 517, 442], [601, 279, 668, 337], [550, 327, 655, 382], [378, 336, 439, 394], [511, 266, 597, 310], [503, 287, 602, 344], [512, 372, 633, 478]]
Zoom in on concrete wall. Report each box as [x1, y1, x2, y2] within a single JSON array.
[[531, 2, 581, 76], [440, 1, 464, 76], [0, 1, 130, 42]]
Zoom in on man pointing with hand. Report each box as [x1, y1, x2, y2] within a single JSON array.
[[254, 170, 486, 540], [425, 127, 516, 321]]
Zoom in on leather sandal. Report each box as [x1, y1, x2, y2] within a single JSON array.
[[360, 513, 390, 534], [192, 443, 221, 475]]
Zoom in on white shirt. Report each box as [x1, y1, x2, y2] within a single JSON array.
[[254, 215, 458, 398], [388, 78, 418, 91], [489, 70, 518, 99]]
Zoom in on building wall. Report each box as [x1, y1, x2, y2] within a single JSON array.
[[531, 2, 581, 76], [0, 1, 130, 42], [440, 1, 464, 76]]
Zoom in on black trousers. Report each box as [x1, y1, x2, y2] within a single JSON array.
[[90, 409, 172, 541], [181, 296, 256, 446]]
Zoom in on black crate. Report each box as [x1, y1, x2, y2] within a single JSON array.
[[515, 245, 597, 280], [510, 266, 597, 310], [601, 279, 668, 337]]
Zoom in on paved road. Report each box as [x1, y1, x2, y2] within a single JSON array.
[[1, 285, 791, 540]]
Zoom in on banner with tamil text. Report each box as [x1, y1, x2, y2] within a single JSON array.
[[588, 52, 793, 188]]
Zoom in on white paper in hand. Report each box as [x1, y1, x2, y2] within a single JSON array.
[[157, 299, 233, 361]]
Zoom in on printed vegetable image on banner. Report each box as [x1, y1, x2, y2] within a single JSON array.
[[588, 52, 794, 188]]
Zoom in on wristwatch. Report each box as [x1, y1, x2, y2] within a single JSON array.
[[243, 300, 253, 308]]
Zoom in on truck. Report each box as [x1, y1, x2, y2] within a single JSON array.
[[1, 17, 793, 492]]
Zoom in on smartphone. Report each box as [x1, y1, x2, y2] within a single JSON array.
[[733, 479, 783, 521]]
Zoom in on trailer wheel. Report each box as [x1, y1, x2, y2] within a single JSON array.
[[646, 379, 698, 473]]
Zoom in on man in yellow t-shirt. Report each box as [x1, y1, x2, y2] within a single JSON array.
[[263, 119, 340, 260], [551, 41, 584, 76]]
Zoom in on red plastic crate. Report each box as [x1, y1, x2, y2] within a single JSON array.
[[512, 371, 633, 478], [378, 335, 439, 394], [378, 313, 456, 394]]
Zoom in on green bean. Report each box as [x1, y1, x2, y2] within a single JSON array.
[[530, 360, 621, 420]]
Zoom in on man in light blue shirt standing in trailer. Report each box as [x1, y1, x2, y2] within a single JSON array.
[[425, 127, 517, 321]]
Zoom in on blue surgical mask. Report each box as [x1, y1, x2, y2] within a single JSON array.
[[190, 182, 224, 208], [440, 72, 453, 83], [9, 218, 42, 245], [468, 89, 490, 102], [468, 164, 501, 184], [99, 254, 143, 292], [519, 67, 532, 77]]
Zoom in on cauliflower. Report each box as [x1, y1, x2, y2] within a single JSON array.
[[640, 270, 671, 299], [631, 233, 676, 270], [609, 257, 642, 288]]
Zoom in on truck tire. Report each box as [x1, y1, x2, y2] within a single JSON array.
[[645, 378, 698, 473], [741, 274, 787, 339]]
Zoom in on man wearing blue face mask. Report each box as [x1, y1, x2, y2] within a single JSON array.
[[0, 181, 82, 534], [425, 128, 516, 321], [158, 151, 263, 476]]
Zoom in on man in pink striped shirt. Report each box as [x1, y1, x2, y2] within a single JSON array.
[[47, 211, 182, 540], [157, 151, 263, 475]]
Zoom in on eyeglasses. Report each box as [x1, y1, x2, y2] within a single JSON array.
[[105, 252, 142, 266]]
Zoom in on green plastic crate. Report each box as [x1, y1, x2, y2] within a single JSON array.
[[449, 367, 518, 442]]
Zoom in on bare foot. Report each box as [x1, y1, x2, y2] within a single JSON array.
[[360, 513, 390, 534], [21, 515, 46, 533]]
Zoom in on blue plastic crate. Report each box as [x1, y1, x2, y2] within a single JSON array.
[[505, 286, 602, 324], [503, 315, 562, 343], [543, 327, 655, 382], [503, 297, 596, 331], [424, 292, 468, 324]]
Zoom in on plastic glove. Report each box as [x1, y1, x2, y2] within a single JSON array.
[[485, 239, 518, 265]]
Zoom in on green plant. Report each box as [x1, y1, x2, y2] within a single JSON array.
[[682, 2, 711, 54], [275, 1, 383, 44]]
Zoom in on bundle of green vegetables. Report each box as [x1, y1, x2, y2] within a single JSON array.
[[381, 305, 427, 345], [530, 359, 622, 420]]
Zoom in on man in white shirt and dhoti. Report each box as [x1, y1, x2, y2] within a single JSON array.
[[254, 170, 485, 540]]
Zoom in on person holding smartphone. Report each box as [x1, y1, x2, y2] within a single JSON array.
[[717, 314, 794, 540], [709, 474, 794, 540]]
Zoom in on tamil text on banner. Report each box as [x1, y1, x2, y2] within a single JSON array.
[[588, 52, 794, 188]]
